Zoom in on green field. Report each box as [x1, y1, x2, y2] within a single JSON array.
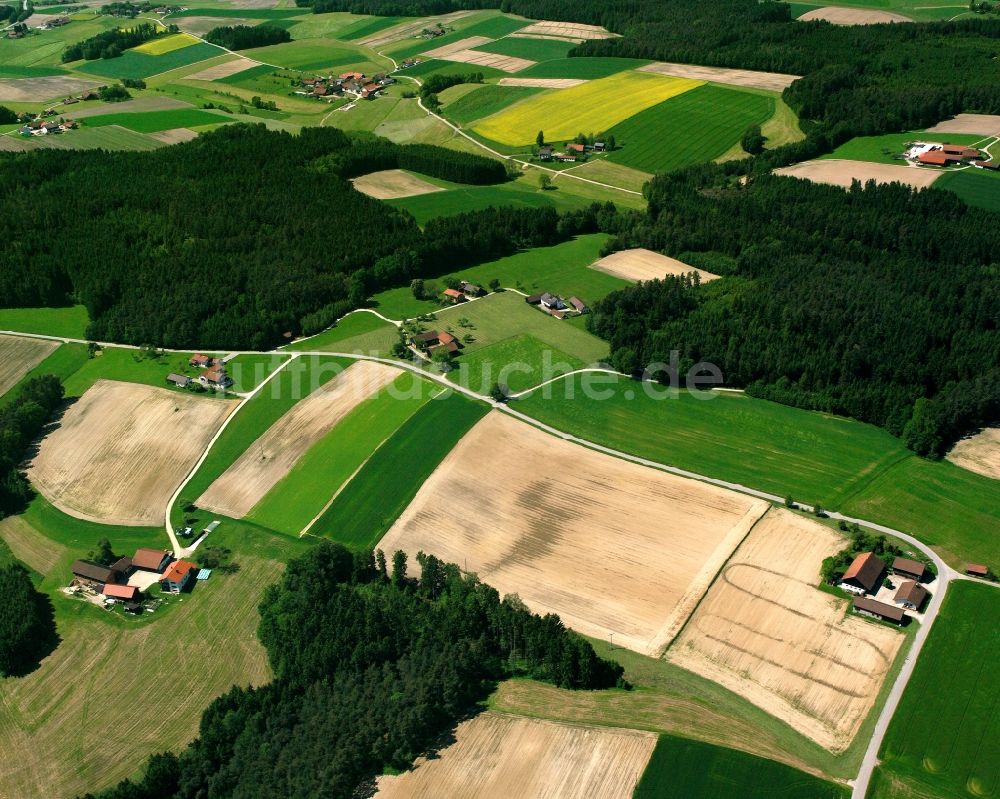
[[287, 311, 399, 355], [472, 36, 576, 62], [389, 181, 556, 223], [0, 64, 68, 77], [248, 373, 432, 534], [0, 305, 89, 338], [223, 353, 290, 392], [386, 15, 531, 60], [821, 130, 985, 166], [402, 58, 505, 81], [780, 0, 974, 21], [241, 38, 381, 73], [935, 168, 1000, 211], [441, 83, 541, 126], [871, 581, 1000, 799], [214, 63, 275, 86], [0, 126, 163, 152], [84, 108, 230, 132], [516, 57, 650, 80], [607, 84, 775, 173], [451, 333, 590, 393], [169, 7, 305, 18], [0, 344, 89, 409], [336, 14, 410, 40], [635, 734, 849, 799], [311, 391, 486, 549], [74, 43, 223, 79]]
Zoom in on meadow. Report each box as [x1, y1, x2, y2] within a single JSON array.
[[388, 180, 554, 222], [247, 373, 431, 534], [871, 581, 1000, 799], [516, 57, 650, 80], [385, 14, 531, 61], [441, 83, 541, 126], [0, 305, 89, 338], [240, 39, 382, 73], [606, 84, 775, 173], [821, 130, 985, 166], [935, 168, 1000, 211], [474, 72, 702, 146], [0, 344, 89, 409], [74, 43, 223, 80], [634, 734, 849, 799], [0, 126, 163, 152], [310, 392, 486, 549], [335, 14, 410, 40], [287, 311, 399, 355], [132, 33, 201, 56], [214, 63, 276, 86], [473, 36, 576, 62], [85, 108, 229, 132], [401, 58, 505, 81], [223, 353, 290, 392], [452, 334, 587, 393]]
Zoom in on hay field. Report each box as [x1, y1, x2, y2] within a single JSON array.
[[358, 10, 476, 47], [422, 35, 492, 58], [149, 127, 199, 144], [591, 248, 721, 284], [377, 412, 769, 656], [0, 334, 58, 398], [197, 360, 400, 518], [668, 508, 905, 752], [947, 427, 1000, 480], [774, 159, 941, 190], [638, 61, 799, 93], [374, 713, 656, 799], [0, 76, 100, 102], [186, 57, 261, 81], [497, 77, 587, 88], [798, 6, 911, 24], [352, 169, 444, 199], [132, 33, 200, 55], [926, 113, 1000, 136], [473, 72, 701, 146], [436, 48, 535, 73], [0, 515, 65, 575], [28, 380, 236, 526], [514, 20, 618, 40]]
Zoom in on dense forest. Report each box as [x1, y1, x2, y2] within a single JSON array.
[[0, 125, 605, 348], [204, 24, 290, 50], [590, 166, 1000, 457], [0, 563, 57, 677], [80, 543, 623, 798], [62, 22, 177, 61]]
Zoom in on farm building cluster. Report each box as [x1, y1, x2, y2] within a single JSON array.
[[525, 291, 589, 319], [537, 141, 607, 163], [166, 353, 233, 391], [296, 71, 396, 101], [839, 552, 932, 624], [17, 118, 78, 136], [69, 545, 211, 613], [906, 141, 999, 169]]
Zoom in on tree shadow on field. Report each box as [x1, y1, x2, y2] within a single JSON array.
[[2, 582, 61, 678]]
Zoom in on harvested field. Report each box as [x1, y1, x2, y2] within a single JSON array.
[[774, 159, 940, 190], [186, 57, 261, 81], [359, 11, 476, 47], [0, 334, 58, 398], [508, 32, 585, 44], [926, 113, 1000, 137], [197, 360, 400, 518], [497, 77, 587, 88], [947, 427, 1000, 480], [638, 61, 799, 93], [798, 6, 912, 24], [591, 248, 721, 284], [0, 76, 100, 102], [377, 412, 769, 656], [0, 515, 65, 575], [436, 48, 535, 73], [28, 380, 236, 526], [514, 20, 618, 40], [351, 169, 444, 199], [69, 96, 190, 118], [422, 35, 493, 58], [374, 713, 656, 799], [148, 127, 199, 145], [668, 507, 905, 752]]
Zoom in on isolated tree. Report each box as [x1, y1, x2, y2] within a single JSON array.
[[375, 549, 387, 581], [489, 382, 509, 402], [741, 124, 766, 154], [93, 538, 115, 566], [813, 503, 824, 517], [410, 278, 425, 300], [538, 173, 552, 191], [785, 495, 795, 508], [535, 130, 544, 147], [489, 278, 501, 292], [391, 550, 407, 587], [606, 134, 616, 151]]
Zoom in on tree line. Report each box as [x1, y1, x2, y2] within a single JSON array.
[[588, 165, 1000, 457], [62, 22, 178, 61], [204, 24, 291, 50], [79, 542, 623, 799]]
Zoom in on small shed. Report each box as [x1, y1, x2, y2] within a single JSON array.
[[568, 296, 589, 314], [102, 583, 140, 602], [442, 288, 465, 304], [891, 557, 926, 582], [966, 563, 990, 577], [166, 373, 191, 388], [853, 596, 905, 624], [133, 548, 171, 573]]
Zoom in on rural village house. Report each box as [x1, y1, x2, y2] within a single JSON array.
[[894, 580, 928, 610], [161, 560, 198, 593], [839, 551, 884, 595]]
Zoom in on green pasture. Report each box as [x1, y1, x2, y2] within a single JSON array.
[[472, 36, 576, 62], [441, 83, 541, 126], [224, 353, 290, 392], [73, 43, 222, 79], [386, 14, 531, 61], [516, 57, 650, 80], [781, 0, 973, 21], [0, 17, 116, 69], [388, 181, 553, 223], [607, 84, 775, 174], [0, 305, 89, 338], [311, 391, 487, 550], [0, 126, 163, 152], [401, 58, 505, 81], [821, 130, 985, 166], [0, 344, 89, 409], [168, 7, 306, 19], [871, 581, 1000, 799], [450, 334, 589, 393], [84, 108, 229, 132], [213, 63, 276, 86], [240, 38, 383, 73], [248, 373, 432, 535], [935, 168, 1000, 211], [635, 734, 849, 799], [0, 64, 68, 77], [286, 311, 399, 355], [335, 14, 410, 40]]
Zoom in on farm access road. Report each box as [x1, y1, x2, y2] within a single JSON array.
[[3, 326, 993, 795]]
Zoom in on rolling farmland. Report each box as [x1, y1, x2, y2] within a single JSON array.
[[474, 72, 702, 146], [0, 334, 58, 398], [872, 581, 1000, 799], [606, 84, 775, 173], [472, 36, 576, 62], [288, 311, 399, 355], [935, 169, 1000, 211], [84, 109, 229, 132], [516, 57, 649, 79], [74, 43, 222, 80], [132, 33, 201, 55], [442, 84, 542, 126]]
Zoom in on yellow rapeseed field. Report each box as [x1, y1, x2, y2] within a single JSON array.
[[133, 33, 200, 55], [473, 71, 703, 145]]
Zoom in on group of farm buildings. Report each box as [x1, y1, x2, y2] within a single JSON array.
[[166, 353, 233, 390], [70, 547, 209, 613]]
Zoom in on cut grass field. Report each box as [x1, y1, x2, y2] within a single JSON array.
[[515, 56, 650, 80], [248, 372, 432, 535], [474, 72, 701, 146], [0, 125, 163, 152], [0, 305, 88, 338], [471, 35, 576, 61], [935, 168, 1000, 211], [287, 311, 399, 355], [635, 734, 849, 799], [74, 43, 222, 80], [310, 391, 486, 549], [336, 14, 410, 41], [870, 581, 1000, 799], [240, 38, 382, 73], [606, 84, 775, 174], [84, 108, 230, 132], [387, 180, 554, 222], [441, 83, 541, 126]]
